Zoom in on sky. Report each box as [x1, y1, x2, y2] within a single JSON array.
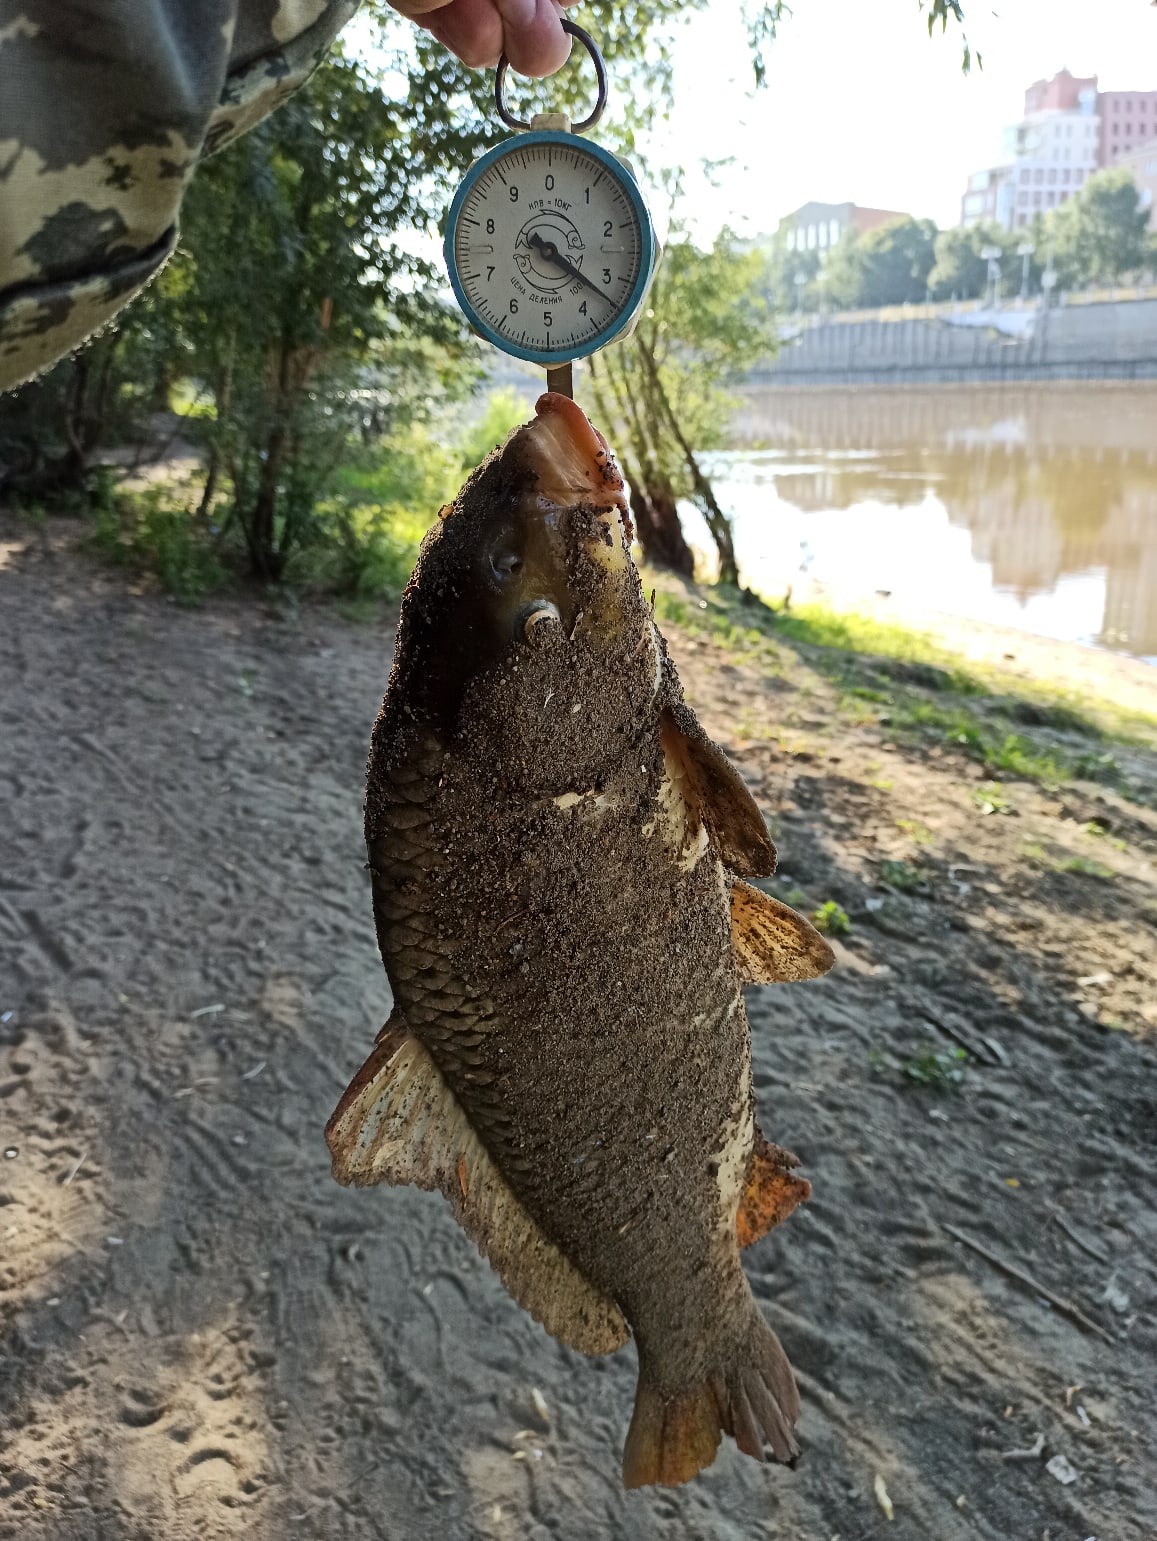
[[644, 0, 1157, 239]]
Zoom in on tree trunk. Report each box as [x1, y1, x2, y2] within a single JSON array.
[[248, 421, 287, 581], [588, 353, 694, 576], [635, 334, 739, 586]]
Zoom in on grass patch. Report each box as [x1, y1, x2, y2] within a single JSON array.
[[651, 578, 1154, 804], [90, 479, 228, 604], [971, 782, 1013, 816], [878, 858, 925, 892], [869, 1044, 968, 1092], [812, 900, 851, 935], [1056, 856, 1116, 880]]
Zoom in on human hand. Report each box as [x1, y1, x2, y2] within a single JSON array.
[[389, 0, 577, 78]]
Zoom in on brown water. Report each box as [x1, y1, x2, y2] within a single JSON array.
[[687, 384, 1157, 663]]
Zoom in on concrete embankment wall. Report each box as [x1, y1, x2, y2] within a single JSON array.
[[752, 298, 1157, 385]]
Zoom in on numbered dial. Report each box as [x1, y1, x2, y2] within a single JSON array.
[[445, 132, 655, 366]]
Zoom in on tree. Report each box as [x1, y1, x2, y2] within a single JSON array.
[[929, 222, 1011, 300], [824, 218, 938, 310], [586, 234, 776, 583], [1047, 169, 1152, 289]]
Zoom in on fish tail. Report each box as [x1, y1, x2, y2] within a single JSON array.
[[622, 1307, 800, 1489]]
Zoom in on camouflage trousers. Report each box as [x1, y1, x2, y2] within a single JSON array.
[[0, 0, 359, 392]]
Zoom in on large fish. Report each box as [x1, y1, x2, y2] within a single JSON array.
[[326, 394, 834, 1488]]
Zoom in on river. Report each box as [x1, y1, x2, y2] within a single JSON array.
[[683, 384, 1157, 664]]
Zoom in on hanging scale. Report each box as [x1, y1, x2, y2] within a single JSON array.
[[444, 21, 658, 400]]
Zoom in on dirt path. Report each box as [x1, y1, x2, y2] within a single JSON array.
[[2, 519, 1155, 1541]]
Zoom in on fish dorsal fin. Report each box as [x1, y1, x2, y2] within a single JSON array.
[[731, 879, 835, 984], [326, 1016, 629, 1356], [736, 1128, 812, 1249], [660, 703, 776, 878]]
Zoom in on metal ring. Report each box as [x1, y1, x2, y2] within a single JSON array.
[[494, 19, 608, 135]]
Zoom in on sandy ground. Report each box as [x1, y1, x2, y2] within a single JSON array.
[[2, 516, 1156, 1541]]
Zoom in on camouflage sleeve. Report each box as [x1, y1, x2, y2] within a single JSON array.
[[0, 0, 360, 392]]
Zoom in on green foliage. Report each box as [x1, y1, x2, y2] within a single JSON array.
[[970, 782, 1012, 815], [1048, 170, 1152, 288], [1056, 855, 1115, 880], [90, 483, 228, 604], [456, 390, 532, 471], [929, 222, 1031, 301], [811, 900, 851, 935], [878, 859, 926, 892], [901, 1046, 968, 1091], [823, 218, 939, 309]]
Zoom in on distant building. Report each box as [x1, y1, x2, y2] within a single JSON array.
[[960, 165, 1015, 228], [1120, 136, 1157, 227], [779, 201, 910, 258], [1024, 69, 1097, 114], [958, 68, 1157, 231], [1005, 102, 1100, 229], [1098, 90, 1157, 167]]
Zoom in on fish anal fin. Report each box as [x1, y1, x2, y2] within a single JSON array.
[[660, 703, 776, 878], [731, 878, 835, 984], [326, 1020, 628, 1357], [736, 1128, 812, 1249]]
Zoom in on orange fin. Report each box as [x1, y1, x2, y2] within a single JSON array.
[[326, 1013, 628, 1355], [731, 878, 835, 984], [622, 1302, 800, 1488], [736, 1128, 812, 1248], [661, 703, 776, 877]]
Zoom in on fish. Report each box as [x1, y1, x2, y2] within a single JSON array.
[[325, 392, 835, 1488]]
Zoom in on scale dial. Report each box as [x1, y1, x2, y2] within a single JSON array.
[[445, 131, 656, 367]]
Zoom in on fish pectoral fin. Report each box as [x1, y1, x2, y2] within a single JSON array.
[[736, 1127, 811, 1248], [731, 878, 835, 984], [660, 703, 776, 878], [326, 1020, 629, 1357]]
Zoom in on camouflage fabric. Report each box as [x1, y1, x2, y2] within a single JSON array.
[[0, 0, 360, 392]]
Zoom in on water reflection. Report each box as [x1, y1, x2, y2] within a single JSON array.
[[699, 385, 1157, 662]]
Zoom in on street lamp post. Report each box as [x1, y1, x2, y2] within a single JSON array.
[[979, 245, 1002, 309], [1017, 240, 1035, 301]]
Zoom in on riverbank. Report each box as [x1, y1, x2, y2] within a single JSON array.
[[2, 518, 1155, 1540]]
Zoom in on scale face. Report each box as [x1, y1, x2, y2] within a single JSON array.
[[445, 131, 657, 368]]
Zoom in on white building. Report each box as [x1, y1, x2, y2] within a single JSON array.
[[1005, 98, 1099, 230], [959, 78, 1100, 231]]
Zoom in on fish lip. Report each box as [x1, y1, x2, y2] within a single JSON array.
[[521, 392, 629, 519]]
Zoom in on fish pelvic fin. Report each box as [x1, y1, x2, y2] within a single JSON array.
[[326, 1016, 629, 1357], [731, 879, 835, 984], [622, 1305, 800, 1489], [736, 1127, 812, 1249]]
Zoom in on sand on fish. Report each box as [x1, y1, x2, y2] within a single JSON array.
[[1, 513, 1155, 1541]]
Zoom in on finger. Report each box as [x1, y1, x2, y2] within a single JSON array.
[[494, 0, 571, 78], [418, 0, 504, 67]]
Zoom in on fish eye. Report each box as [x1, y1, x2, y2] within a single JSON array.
[[487, 538, 523, 583]]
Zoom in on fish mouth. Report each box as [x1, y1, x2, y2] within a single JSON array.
[[522, 393, 630, 537]]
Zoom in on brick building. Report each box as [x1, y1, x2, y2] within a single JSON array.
[[1098, 91, 1157, 166], [780, 201, 910, 257]]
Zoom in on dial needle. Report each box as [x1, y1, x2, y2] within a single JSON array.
[[526, 232, 609, 300]]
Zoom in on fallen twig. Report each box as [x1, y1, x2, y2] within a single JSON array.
[[1048, 1207, 1110, 1266], [918, 1009, 1001, 1067], [941, 1223, 1114, 1344]]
